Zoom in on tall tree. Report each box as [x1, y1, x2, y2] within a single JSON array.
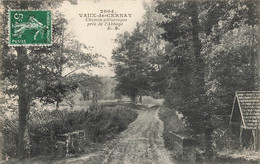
[[202, 0, 259, 115], [156, 0, 258, 159], [156, 0, 207, 129], [70, 73, 103, 102], [1, 0, 102, 159], [141, 1, 168, 96], [112, 1, 167, 102], [2, 1, 38, 158], [156, 0, 214, 158], [112, 24, 150, 103]]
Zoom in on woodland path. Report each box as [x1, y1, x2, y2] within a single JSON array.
[[56, 106, 174, 164]]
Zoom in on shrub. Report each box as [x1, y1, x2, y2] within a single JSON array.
[[82, 105, 138, 142], [28, 109, 88, 157], [2, 103, 138, 159]]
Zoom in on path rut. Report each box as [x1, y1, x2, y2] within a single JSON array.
[[56, 106, 173, 164]]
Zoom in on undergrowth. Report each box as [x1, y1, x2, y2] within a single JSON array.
[[1, 103, 138, 160]]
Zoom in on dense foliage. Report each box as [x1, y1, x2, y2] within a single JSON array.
[[155, 0, 258, 128], [111, 1, 166, 102], [112, 25, 151, 102], [112, 0, 259, 159], [2, 104, 137, 158], [1, 0, 103, 159]]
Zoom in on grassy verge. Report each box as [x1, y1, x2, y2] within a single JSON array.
[[159, 107, 260, 164], [158, 106, 185, 158]]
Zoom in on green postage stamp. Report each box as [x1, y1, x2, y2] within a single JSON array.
[[9, 10, 51, 46]]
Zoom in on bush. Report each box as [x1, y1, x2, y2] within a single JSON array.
[[2, 103, 138, 159], [82, 105, 137, 142], [28, 109, 88, 157], [212, 128, 240, 152]]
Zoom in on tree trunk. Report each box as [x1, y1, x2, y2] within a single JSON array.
[[83, 92, 87, 101], [189, 2, 206, 96], [95, 92, 98, 103], [56, 101, 60, 110], [86, 92, 89, 100], [16, 46, 30, 159], [14, 2, 30, 159], [92, 91, 97, 103], [139, 95, 142, 104], [189, 2, 213, 159], [130, 95, 136, 104], [204, 122, 214, 160]]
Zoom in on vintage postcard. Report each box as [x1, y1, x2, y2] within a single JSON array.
[[0, 0, 259, 163]]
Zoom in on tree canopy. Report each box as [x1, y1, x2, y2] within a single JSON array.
[[112, 0, 259, 159], [1, 0, 103, 158]]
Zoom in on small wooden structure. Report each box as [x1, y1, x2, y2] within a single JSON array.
[[167, 131, 196, 162], [230, 91, 260, 151], [55, 130, 85, 157]]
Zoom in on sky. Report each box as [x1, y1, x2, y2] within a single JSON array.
[[59, 0, 146, 76]]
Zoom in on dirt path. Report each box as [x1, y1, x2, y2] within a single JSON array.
[[56, 106, 174, 164]]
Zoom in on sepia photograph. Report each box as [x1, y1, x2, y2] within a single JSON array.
[[0, 0, 259, 163]]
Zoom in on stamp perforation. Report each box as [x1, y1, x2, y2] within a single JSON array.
[[8, 9, 52, 47]]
